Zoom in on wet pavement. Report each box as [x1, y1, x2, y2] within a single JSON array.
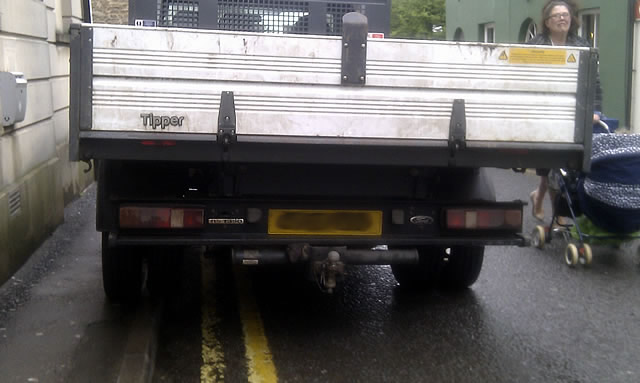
[[2, 170, 640, 382]]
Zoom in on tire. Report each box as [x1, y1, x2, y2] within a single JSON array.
[[439, 246, 484, 289], [579, 244, 593, 266], [565, 243, 579, 267], [532, 225, 546, 249], [391, 246, 484, 290], [391, 246, 445, 289], [101, 232, 143, 303]]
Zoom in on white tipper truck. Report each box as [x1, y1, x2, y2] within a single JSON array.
[[69, 5, 598, 301]]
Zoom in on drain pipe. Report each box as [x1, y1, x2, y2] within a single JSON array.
[[83, 0, 92, 23]]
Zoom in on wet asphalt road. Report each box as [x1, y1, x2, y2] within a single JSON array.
[[2, 169, 640, 382]]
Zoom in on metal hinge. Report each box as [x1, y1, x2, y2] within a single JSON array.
[[341, 12, 368, 86], [448, 99, 467, 166], [218, 91, 237, 148]]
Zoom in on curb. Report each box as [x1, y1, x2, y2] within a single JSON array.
[[117, 300, 161, 383]]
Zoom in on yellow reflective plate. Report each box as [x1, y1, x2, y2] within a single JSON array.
[[268, 209, 382, 236]]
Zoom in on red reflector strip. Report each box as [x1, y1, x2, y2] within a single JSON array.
[[120, 207, 204, 229], [446, 210, 465, 229], [446, 208, 521, 230], [140, 140, 177, 146]]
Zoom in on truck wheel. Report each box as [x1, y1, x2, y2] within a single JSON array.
[[439, 246, 484, 289], [102, 232, 143, 303], [391, 246, 444, 289]]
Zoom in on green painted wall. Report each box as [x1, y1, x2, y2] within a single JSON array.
[[446, 0, 634, 129]]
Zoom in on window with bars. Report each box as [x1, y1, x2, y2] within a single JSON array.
[[217, 0, 310, 33], [158, 0, 200, 28], [155, 0, 367, 34], [325, 3, 362, 35]]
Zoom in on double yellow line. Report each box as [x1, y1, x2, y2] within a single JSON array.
[[201, 255, 278, 383]]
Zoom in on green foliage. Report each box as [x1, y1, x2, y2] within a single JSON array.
[[390, 0, 446, 39]]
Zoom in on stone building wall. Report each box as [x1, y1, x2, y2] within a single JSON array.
[[92, 0, 129, 24], [0, 0, 94, 287]]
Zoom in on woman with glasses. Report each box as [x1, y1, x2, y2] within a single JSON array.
[[528, 0, 603, 223]]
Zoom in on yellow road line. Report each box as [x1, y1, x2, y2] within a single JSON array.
[[234, 267, 279, 383], [201, 254, 226, 382]]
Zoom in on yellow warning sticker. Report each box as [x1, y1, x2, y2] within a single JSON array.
[[498, 51, 508, 60], [567, 53, 576, 63], [508, 48, 567, 65]]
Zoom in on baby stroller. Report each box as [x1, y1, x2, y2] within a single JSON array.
[[531, 119, 640, 266]]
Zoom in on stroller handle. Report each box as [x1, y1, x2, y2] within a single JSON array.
[[596, 120, 610, 133]]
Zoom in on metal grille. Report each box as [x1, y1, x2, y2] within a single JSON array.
[[8, 189, 21, 217], [326, 3, 363, 35], [217, 0, 309, 33], [158, 0, 200, 28]]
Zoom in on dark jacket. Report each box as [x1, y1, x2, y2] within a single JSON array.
[[528, 33, 603, 112]]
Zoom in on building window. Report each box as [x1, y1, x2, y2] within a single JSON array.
[[454, 28, 464, 41], [483, 23, 495, 43], [520, 18, 537, 43], [158, 0, 199, 28], [580, 9, 599, 48]]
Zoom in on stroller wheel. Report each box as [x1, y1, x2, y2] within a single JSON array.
[[565, 244, 579, 267], [532, 226, 546, 249], [579, 244, 593, 266]]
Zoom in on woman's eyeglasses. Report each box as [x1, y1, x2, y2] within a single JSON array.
[[548, 12, 570, 20]]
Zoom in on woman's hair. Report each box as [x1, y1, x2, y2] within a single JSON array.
[[541, 0, 580, 36]]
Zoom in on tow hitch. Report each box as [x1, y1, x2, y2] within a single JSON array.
[[312, 250, 345, 294], [232, 245, 419, 293]]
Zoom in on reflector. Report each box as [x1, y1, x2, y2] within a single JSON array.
[[446, 208, 521, 230], [120, 206, 204, 229]]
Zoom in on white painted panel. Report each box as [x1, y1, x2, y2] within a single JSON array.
[[54, 0, 65, 35], [92, 76, 577, 143], [0, 36, 52, 80], [88, 25, 588, 144], [69, 0, 83, 19], [11, 120, 57, 181], [52, 109, 69, 146], [0, 134, 15, 189], [0, 120, 57, 187], [60, 0, 83, 37], [15, 80, 54, 129], [0, 0, 48, 38], [44, 0, 56, 9], [51, 76, 69, 112], [92, 26, 583, 94], [47, 9, 56, 43], [49, 45, 70, 77]]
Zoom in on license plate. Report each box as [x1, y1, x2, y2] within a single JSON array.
[[268, 209, 382, 236]]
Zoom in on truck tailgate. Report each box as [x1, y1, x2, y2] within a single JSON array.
[[70, 23, 597, 170]]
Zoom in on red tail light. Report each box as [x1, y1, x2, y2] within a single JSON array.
[[120, 206, 204, 229], [446, 208, 521, 230]]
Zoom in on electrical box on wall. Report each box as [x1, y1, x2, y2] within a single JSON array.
[[0, 71, 27, 127]]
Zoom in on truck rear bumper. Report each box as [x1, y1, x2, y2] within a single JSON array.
[[108, 232, 528, 248], [78, 130, 585, 170]]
